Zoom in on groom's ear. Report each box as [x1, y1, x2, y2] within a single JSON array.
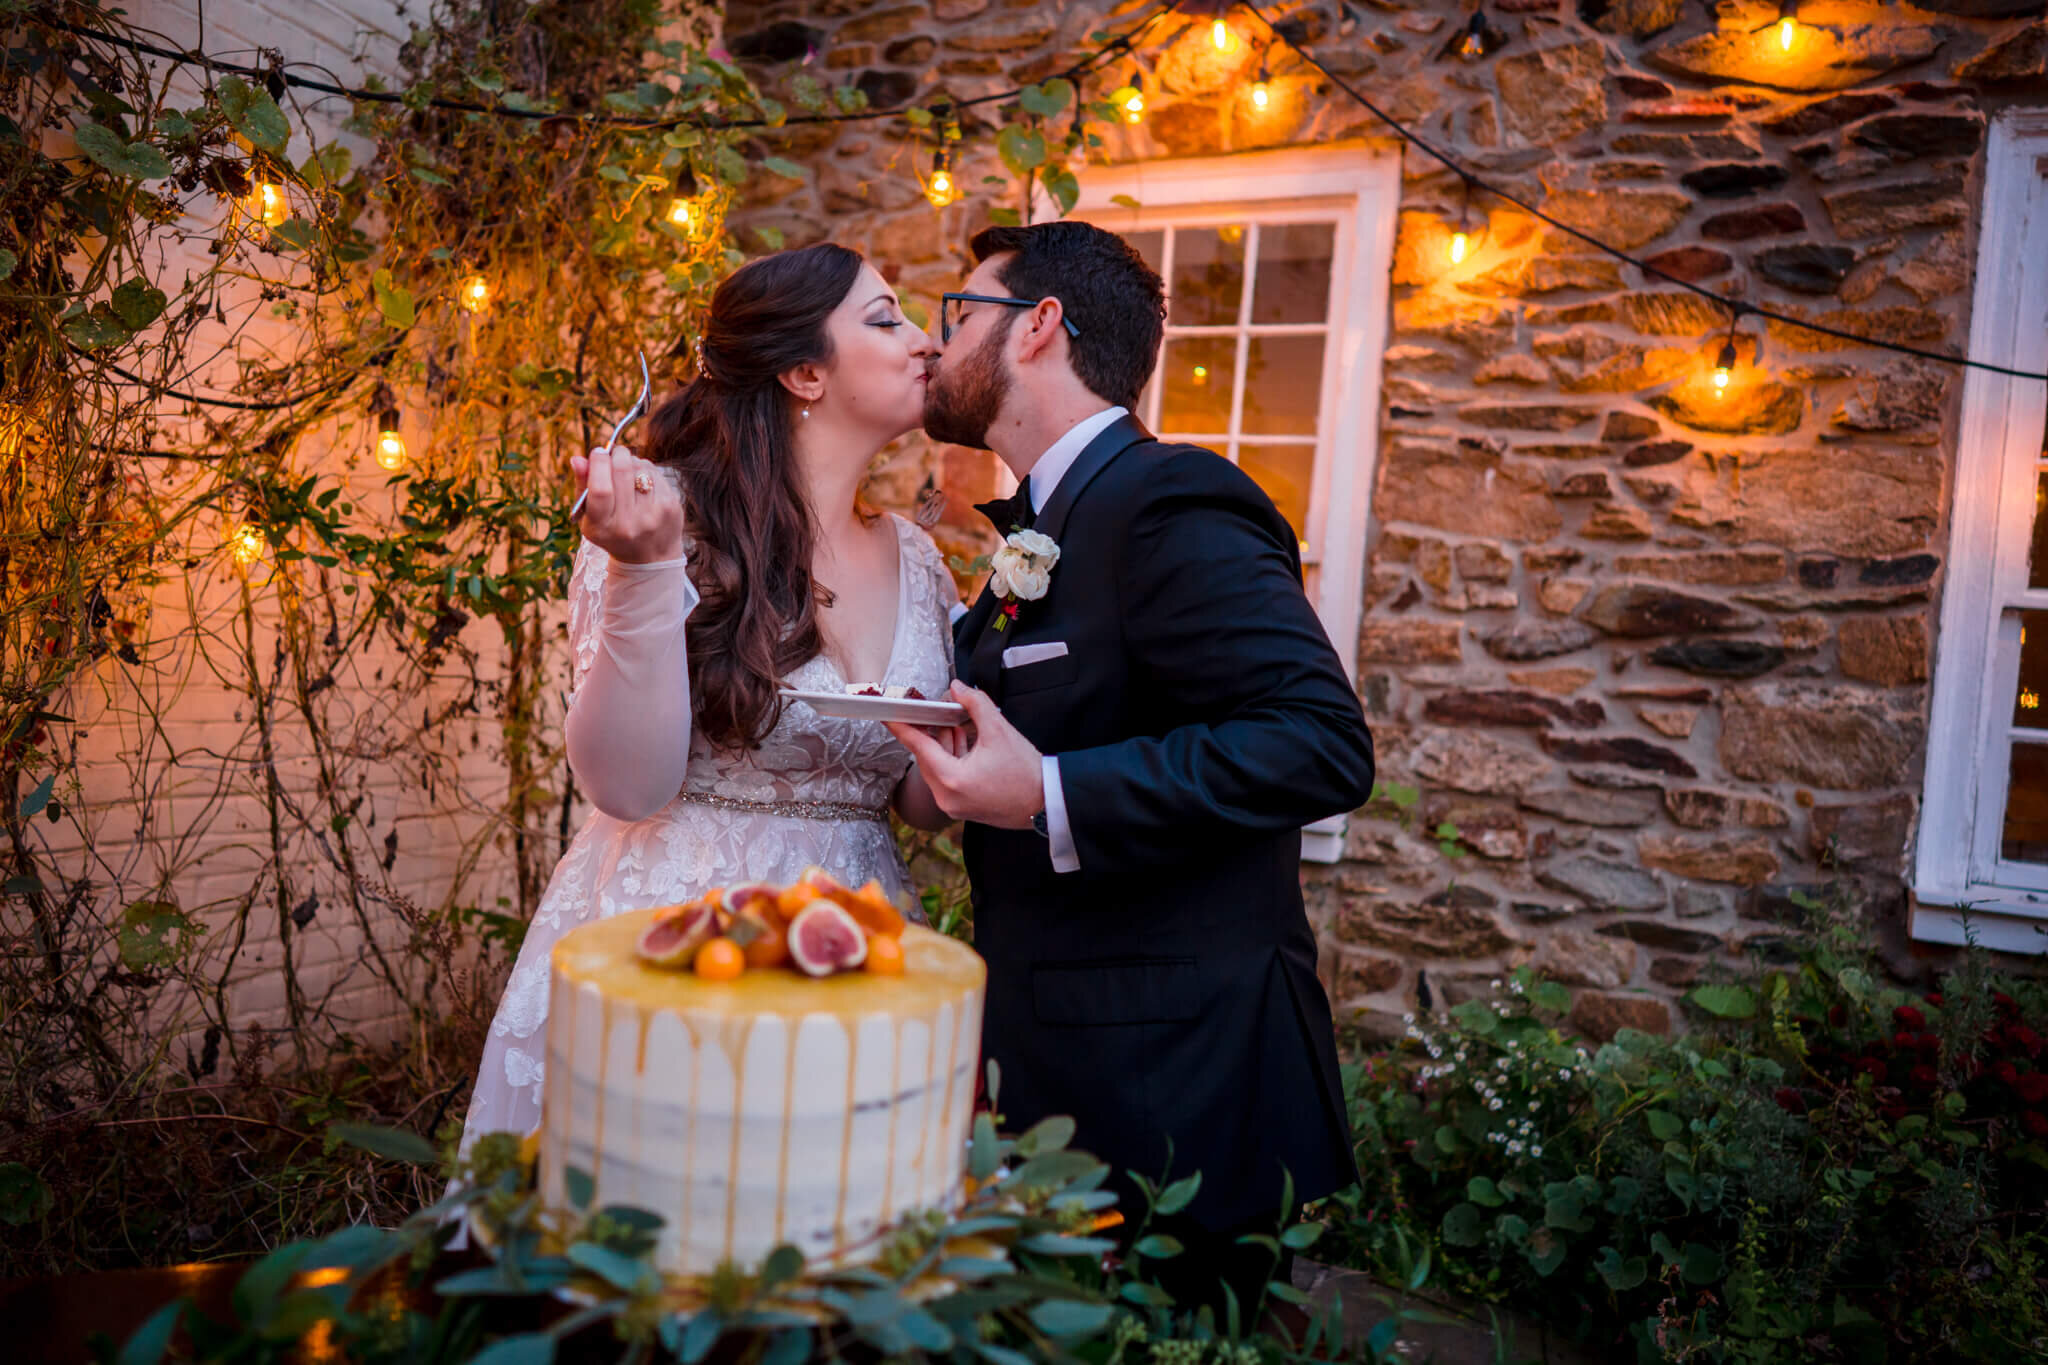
[[1013, 298, 1069, 366], [777, 362, 826, 404]]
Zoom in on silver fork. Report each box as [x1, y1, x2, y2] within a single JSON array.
[[569, 348, 653, 522]]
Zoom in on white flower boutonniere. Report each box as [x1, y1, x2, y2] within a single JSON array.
[[986, 528, 1060, 632]]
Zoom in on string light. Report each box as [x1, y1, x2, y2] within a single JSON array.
[[373, 408, 408, 472], [926, 145, 960, 208], [1458, 12, 1487, 60], [1211, 17, 1235, 51], [228, 523, 267, 566], [1445, 174, 1480, 267], [1775, 0, 1798, 50], [246, 181, 287, 227], [1115, 74, 1146, 124], [458, 274, 490, 314], [1250, 66, 1271, 111], [666, 197, 698, 232], [1712, 336, 1738, 396]]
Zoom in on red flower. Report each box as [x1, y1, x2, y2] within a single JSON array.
[[2017, 1072, 2048, 1104], [1893, 1031, 1919, 1051], [1909, 1065, 1939, 1089], [2015, 1026, 2043, 1058], [2023, 1111, 2048, 1139], [1925, 993, 1944, 1008], [1828, 1004, 1848, 1028], [1880, 1102, 1909, 1121], [1856, 1057, 1886, 1080], [1894, 1005, 1927, 1031], [1994, 1060, 2021, 1086], [1994, 992, 2019, 1015], [1773, 1087, 1807, 1113]]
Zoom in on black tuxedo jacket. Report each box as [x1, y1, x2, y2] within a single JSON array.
[[953, 414, 1375, 1231]]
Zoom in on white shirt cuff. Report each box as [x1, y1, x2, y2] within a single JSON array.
[[948, 600, 968, 626], [1042, 754, 1079, 874]]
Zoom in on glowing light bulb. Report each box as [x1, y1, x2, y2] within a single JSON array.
[[1192, 364, 1209, 385], [1459, 15, 1486, 60], [248, 182, 287, 227], [1250, 75, 1271, 111], [2023, 688, 2041, 711], [458, 274, 490, 314], [229, 524, 267, 566], [1211, 18, 1234, 51], [374, 428, 408, 472], [926, 168, 958, 209], [1711, 338, 1737, 396], [667, 197, 697, 231], [1777, 16, 1795, 49], [1121, 89, 1146, 124], [1448, 230, 1470, 265]]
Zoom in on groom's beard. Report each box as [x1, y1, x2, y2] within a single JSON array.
[[922, 327, 1011, 449]]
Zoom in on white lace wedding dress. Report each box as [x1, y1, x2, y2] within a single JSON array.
[[460, 513, 960, 1145]]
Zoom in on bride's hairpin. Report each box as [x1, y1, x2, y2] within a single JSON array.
[[692, 336, 708, 374]]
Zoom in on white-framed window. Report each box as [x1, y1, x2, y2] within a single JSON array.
[[1056, 144, 1399, 669], [1040, 144, 1409, 859], [1915, 108, 2048, 955], [1048, 143, 1401, 862]]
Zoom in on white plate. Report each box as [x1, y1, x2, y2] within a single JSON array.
[[781, 688, 967, 726]]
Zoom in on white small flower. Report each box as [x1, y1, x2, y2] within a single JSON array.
[[1428, 1044, 1443, 1059], [1558, 1069, 1572, 1081], [1528, 1100, 1540, 1112], [1506, 1141, 1523, 1155], [1490, 979, 1502, 989], [1402, 1013, 1416, 1025], [1488, 1096, 1503, 1111], [1531, 1145, 1544, 1158]]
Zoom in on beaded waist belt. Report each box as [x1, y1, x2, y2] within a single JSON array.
[[675, 789, 888, 823]]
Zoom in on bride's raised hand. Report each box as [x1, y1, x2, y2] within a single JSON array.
[[572, 443, 686, 564]]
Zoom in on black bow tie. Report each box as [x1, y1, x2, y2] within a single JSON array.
[[973, 478, 1034, 532]]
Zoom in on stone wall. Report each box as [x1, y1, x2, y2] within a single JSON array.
[[724, 0, 2048, 1040]]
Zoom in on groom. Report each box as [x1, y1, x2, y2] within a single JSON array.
[[886, 222, 1376, 1312]]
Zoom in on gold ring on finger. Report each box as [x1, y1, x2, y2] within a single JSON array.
[[633, 471, 653, 494]]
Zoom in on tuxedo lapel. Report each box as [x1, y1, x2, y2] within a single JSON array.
[[1032, 414, 1152, 546]]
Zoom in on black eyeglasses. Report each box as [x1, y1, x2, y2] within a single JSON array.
[[940, 292, 1082, 344]]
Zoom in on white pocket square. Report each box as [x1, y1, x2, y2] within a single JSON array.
[[1002, 641, 1069, 668]]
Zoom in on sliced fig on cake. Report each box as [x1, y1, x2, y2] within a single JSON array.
[[787, 900, 869, 976], [637, 902, 719, 967], [730, 905, 791, 968]]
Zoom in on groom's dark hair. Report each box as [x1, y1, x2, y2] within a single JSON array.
[[969, 221, 1165, 410]]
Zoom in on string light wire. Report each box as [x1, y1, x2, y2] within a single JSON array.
[[1242, 1, 2048, 385], [36, 4, 2045, 386]]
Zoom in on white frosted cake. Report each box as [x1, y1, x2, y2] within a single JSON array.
[[538, 905, 986, 1275]]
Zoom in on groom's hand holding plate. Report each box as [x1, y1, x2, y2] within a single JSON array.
[[884, 681, 1044, 831]]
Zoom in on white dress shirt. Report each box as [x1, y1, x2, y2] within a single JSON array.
[[1025, 406, 1126, 873]]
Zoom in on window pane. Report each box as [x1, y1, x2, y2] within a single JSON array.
[[1239, 443, 1315, 544], [1243, 335, 1325, 436], [2002, 743, 2048, 863], [2016, 608, 2048, 728], [1252, 222, 1336, 324], [2029, 471, 2048, 590], [1169, 225, 1246, 326], [1125, 229, 1164, 278], [1158, 337, 1235, 434]]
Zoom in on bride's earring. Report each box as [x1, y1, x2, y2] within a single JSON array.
[[802, 405, 810, 420]]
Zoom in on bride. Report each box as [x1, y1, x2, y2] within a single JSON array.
[[461, 244, 959, 1143]]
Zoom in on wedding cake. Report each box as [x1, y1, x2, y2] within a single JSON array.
[[536, 876, 986, 1276]]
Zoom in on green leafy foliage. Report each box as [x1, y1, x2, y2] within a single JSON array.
[[1320, 918, 2048, 1362]]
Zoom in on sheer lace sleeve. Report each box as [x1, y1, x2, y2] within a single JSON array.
[[906, 522, 964, 642], [563, 541, 700, 822]]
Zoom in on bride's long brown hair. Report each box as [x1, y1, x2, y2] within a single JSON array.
[[641, 243, 865, 751]]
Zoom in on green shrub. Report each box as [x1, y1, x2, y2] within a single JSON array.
[[1319, 905, 2048, 1363]]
